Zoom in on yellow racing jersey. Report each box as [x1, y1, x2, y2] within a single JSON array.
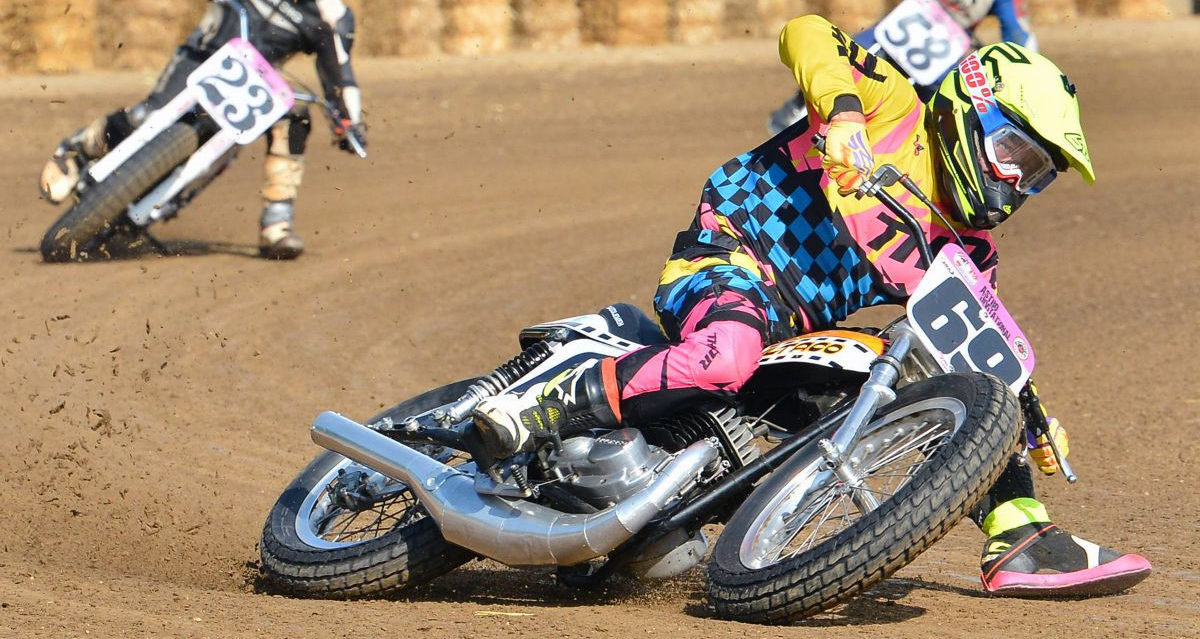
[[665, 15, 997, 331]]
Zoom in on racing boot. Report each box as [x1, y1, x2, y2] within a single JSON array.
[[259, 153, 306, 259], [259, 218, 305, 260], [39, 115, 112, 203], [766, 93, 807, 136], [473, 359, 621, 460], [980, 498, 1152, 597]]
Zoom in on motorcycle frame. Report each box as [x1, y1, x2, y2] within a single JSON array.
[[376, 315, 934, 558]]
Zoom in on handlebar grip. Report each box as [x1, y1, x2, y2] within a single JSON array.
[[812, 133, 827, 154]]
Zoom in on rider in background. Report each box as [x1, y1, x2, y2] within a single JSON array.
[[473, 15, 1152, 597], [768, 0, 1036, 135], [39, 0, 366, 260]]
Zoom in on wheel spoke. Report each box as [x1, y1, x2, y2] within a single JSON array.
[[738, 397, 971, 571], [780, 492, 844, 561], [863, 419, 947, 473], [299, 453, 462, 549]]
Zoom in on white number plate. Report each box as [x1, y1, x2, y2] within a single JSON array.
[[186, 38, 295, 145], [906, 245, 1035, 391], [874, 0, 972, 86]]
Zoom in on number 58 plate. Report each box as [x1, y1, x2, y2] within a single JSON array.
[[874, 0, 972, 86], [906, 245, 1035, 391], [186, 38, 295, 144]]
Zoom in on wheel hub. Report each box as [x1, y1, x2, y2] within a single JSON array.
[[328, 469, 378, 511]]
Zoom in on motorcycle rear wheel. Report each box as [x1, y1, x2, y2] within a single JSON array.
[[41, 123, 199, 262], [259, 379, 479, 598], [708, 372, 1020, 624]]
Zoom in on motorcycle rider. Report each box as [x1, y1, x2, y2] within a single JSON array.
[[38, 0, 366, 260], [474, 15, 1152, 597], [768, 0, 1038, 134]]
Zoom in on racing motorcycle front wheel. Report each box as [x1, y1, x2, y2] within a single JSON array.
[[41, 123, 199, 262], [259, 379, 479, 598], [708, 372, 1021, 624]]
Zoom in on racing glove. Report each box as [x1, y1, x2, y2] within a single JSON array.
[[820, 111, 874, 195], [1028, 417, 1069, 476]]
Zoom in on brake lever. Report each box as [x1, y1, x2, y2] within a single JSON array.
[[1020, 384, 1079, 484], [346, 132, 367, 159]]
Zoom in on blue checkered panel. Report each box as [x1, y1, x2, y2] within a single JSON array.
[[699, 143, 895, 328]]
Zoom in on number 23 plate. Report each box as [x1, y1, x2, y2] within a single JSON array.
[[906, 245, 1035, 391], [186, 38, 295, 145]]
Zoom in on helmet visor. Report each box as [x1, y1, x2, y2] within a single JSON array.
[[982, 123, 1057, 194]]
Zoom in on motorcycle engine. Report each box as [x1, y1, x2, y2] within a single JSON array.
[[546, 428, 670, 508]]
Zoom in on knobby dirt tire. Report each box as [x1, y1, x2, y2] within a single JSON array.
[[259, 379, 479, 598], [708, 372, 1021, 624], [40, 123, 199, 262]]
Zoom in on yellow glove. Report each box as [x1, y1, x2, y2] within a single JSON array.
[[1028, 417, 1069, 475], [821, 111, 874, 195]]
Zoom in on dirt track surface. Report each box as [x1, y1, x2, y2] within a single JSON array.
[[2, 18, 1198, 638]]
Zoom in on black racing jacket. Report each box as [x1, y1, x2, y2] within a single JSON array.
[[186, 0, 360, 121]]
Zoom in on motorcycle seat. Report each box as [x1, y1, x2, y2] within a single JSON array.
[[598, 303, 669, 347]]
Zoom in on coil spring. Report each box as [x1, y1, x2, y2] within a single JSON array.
[[476, 340, 555, 395]]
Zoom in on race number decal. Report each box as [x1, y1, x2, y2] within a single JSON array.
[[874, 0, 972, 86], [760, 330, 884, 374], [186, 38, 294, 145], [906, 245, 1034, 391]]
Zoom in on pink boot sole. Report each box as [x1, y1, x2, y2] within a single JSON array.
[[982, 553, 1152, 597]]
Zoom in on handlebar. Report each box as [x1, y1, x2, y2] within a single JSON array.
[[812, 133, 936, 268], [217, 0, 251, 42], [293, 92, 368, 159]]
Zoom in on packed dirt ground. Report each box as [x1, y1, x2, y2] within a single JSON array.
[[1, 18, 1197, 639]]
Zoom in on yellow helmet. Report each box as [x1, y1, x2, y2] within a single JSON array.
[[927, 43, 1095, 229]]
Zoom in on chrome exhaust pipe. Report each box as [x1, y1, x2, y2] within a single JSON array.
[[311, 411, 719, 567]]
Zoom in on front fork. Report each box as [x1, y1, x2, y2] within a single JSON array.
[[817, 323, 921, 512]]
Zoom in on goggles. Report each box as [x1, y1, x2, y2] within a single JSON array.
[[958, 53, 1057, 194]]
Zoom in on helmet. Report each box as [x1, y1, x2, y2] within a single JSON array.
[[927, 43, 1095, 229]]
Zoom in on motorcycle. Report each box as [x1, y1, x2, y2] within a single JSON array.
[[39, 0, 365, 263], [767, 0, 974, 135], [259, 139, 1067, 623]]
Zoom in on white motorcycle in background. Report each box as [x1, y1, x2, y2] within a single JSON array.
[[40, 0, 365, 262]]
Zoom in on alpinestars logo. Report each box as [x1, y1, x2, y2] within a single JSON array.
[[1064, 133, 1089, 161], [699, 333, 720, 370]]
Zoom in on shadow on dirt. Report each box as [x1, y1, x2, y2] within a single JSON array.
[[412, 568, 985, 626], [18, 234, 264, 262], [393, 561, 688, 608], [249, 555, 985, 627], [780, 578, 986, 627]]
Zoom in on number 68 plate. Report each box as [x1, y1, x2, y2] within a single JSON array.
[[906, 245, 1035, 391], [186, 38, 295, 145]]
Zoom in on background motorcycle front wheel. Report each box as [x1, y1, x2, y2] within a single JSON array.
[[708, 372, 1021, 624], [40, 123, 199, 262], [259, 379, 479, 598]]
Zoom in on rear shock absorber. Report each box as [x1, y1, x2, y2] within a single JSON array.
[[441, 334, 564, 423]]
